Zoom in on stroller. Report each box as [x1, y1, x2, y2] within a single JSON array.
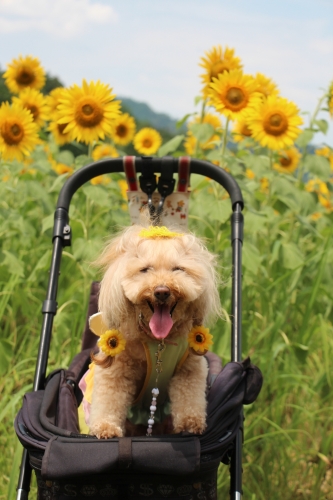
[[15, 156, 263, 500]]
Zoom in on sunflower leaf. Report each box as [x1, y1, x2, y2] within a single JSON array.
[[176, 114, 194, 129], [313, 119, 329, 135], [157, 135, 184, 157], [189, 123, 214, 144], [304, 155, 330, 181], [295, 129, 314, 148]]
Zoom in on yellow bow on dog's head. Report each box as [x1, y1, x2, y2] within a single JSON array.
[[139, 226, 184, 239]]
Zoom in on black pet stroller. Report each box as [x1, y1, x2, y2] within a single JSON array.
[[15, 156, 263, 500]]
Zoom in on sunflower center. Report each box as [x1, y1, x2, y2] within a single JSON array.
[[116, 124, 128, 137], [264, 112, 288, 136], [1, 121, 24, 145], [58, 123, 68, 135], [16, 69, 35, 86], [108, 337, 118, 349], [26, 105, 38, 121], [143, 138, 152, 148], [225, 87, 247, 111], [75, 98, 103, 128], [195, 334, 204, 343], [210, 61, 229, 80], [279, 155, 292, 167]]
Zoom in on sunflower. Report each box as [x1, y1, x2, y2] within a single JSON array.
[[133, 127, 162, 155], [188, 325, 213, 354], [315, 146, 331, 157], [0, 102, 39, 161], [48, 120, 72, 146], [185, 113, 222, 154], [98, 329, 126, 357], [52, 161, 74, 176], [12, 88, 48, 128], [57, 80, 121, 144], [273, 147, 301, 174], [245, 168, 255, 180], [92, 143, 119, 161], [4, 55, 46, 94], [247, 95, 303, 151], [45, 87, 66, 116], [254, 73, 279, 99], [233, 118, 253, 142], [199, 45, 243, 97], [209, 69, 261, 121], [111, 112, 136, 146]]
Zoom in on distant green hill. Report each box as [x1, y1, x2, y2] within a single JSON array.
[[120, 97, 179, 134]]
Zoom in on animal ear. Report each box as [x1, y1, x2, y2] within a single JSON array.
[[98, 260, 128, 329]]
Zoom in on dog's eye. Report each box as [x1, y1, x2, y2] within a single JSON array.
[[172, 267, 185, 272], [140, 267, 151, 273]]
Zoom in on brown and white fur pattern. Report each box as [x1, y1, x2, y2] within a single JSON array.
[[89, 224, 221, 439]]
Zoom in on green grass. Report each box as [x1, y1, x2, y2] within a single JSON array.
[[1, 144, 333, 499]]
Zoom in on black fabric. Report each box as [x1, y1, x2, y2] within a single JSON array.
[[41, 435, 201, 479]]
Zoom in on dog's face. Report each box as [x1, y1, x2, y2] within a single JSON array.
[[97, 226, 220, 341]]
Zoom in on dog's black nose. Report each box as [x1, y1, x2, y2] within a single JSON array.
[[154, 286, 171, 302]]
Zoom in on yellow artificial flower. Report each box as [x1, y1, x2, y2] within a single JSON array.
[[254, 73, 279, 99], [3, 55, 46, 94], [111, 112, 136, 146], [0, 102, 39, 161], [273, 147, 301, 174], [12, 88, 48, 128], [188, 326, 213, 353], [57, 80, 121, 144], [133, 127, 162, 155], [139, 226, 183, 239], [209, 69, 261, 121], [98, 329, 126, 357], [233, 118, 253, 142], [247, 95, 303, 151], [185, 113, 222, 154], [92, 143, 119, 161], [199, 45, 243, 97]]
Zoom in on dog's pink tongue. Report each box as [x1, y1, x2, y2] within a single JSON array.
[[149, 304, 173, 339]]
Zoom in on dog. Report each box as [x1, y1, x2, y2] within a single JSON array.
[[82, 223, 221, 439]]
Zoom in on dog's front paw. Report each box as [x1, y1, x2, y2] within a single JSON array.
[[90, 421, 124, 439], [173, 414, 207, 435]]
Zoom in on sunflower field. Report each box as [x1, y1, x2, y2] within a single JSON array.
[[1, 47, 333, 499]]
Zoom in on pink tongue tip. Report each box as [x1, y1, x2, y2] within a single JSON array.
[[149, 303, 173, 339]]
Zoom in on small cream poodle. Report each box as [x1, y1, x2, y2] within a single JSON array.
[[82, 223, 221, 439]]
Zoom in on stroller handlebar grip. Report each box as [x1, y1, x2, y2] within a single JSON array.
[[56, 156, 244, 213]]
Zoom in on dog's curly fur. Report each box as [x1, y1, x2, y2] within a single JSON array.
[[88, 223, 221, 439]]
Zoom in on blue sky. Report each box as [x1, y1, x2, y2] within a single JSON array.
[[0, 0, 332, 143]]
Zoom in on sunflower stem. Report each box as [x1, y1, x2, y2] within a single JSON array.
[[200, 99, 207, 123], [220, 117, 229, 168], [88, 142, 93, 159]]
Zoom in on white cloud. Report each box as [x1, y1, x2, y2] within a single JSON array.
[[0, 0, 117, 37]]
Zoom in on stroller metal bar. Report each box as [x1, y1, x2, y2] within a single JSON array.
[[56, 157, 244, 212], [230, 202, 244, 499], [17, 228, 67, 499]]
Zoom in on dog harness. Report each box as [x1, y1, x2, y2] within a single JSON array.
[[79, 338, 189, 429]]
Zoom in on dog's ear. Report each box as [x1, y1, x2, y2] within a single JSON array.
[[96, 233, 133, 329]]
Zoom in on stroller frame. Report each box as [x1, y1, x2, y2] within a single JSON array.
[[16, 156, 244, 500]]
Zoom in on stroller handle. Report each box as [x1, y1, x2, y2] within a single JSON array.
[[56, 156, 244, 212]]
